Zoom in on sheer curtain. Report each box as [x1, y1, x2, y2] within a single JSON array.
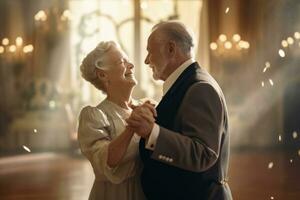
[[196, 0, 210, 71]]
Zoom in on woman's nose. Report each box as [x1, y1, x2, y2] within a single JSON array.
[[126, 61, 134, 69]]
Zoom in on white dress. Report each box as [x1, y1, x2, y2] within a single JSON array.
[[78, 99, 146, 200]]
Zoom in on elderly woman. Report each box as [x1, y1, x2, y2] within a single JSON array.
[[78, 41, 152, 200]]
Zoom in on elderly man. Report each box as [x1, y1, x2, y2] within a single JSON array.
[[127, 21, 232, 200]]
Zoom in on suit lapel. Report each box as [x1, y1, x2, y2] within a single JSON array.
[[165, 63, 197, 96], [157, 63, 198, 109], [156, 63, 200, 128]]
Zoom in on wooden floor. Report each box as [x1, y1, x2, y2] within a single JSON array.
[[229, 149, 300, 200], [0, 149, 299, 200]]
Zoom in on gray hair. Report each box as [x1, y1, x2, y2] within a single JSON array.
[[152, 21, 194, 55], [80, 41, 118, 92]]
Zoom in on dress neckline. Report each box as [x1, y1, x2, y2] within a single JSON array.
[[99, 98, 132, 117]]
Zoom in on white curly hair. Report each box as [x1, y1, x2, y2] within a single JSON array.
[[80, 41, 119, 92]]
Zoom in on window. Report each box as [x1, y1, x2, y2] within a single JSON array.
[[69, 0, 202, 105]]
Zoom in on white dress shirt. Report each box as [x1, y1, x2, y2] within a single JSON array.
[[146, 58, 196, 150]]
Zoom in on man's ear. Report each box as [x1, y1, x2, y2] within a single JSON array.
[[167, 41, 176, 56], [96, 69, 108, 82]]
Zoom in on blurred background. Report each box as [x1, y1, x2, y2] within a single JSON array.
[[0, 0, 299, 199]]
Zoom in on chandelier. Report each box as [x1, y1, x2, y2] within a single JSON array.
[[210, 33, 250, 59]]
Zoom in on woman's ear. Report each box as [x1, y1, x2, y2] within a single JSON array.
[[96, 69, 108, 82]]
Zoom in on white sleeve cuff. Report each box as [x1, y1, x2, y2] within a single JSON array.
[[145, 123, 160, 150]]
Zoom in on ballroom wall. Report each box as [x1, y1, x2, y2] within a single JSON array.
[[207, 0, 300, 148], [0, 0, 72, 152]]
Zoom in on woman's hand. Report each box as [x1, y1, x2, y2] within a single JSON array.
[[126, 102, 157, 139]]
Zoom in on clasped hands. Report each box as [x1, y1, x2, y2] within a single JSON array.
[[126, 101, 157, 139]]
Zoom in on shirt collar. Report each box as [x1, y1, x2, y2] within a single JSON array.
[[163, 58, 195, 95]]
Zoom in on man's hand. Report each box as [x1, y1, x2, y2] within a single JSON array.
[[126, 102, 156, 139]]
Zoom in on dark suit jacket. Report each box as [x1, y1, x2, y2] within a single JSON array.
[[139, 62, 232, 200]]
